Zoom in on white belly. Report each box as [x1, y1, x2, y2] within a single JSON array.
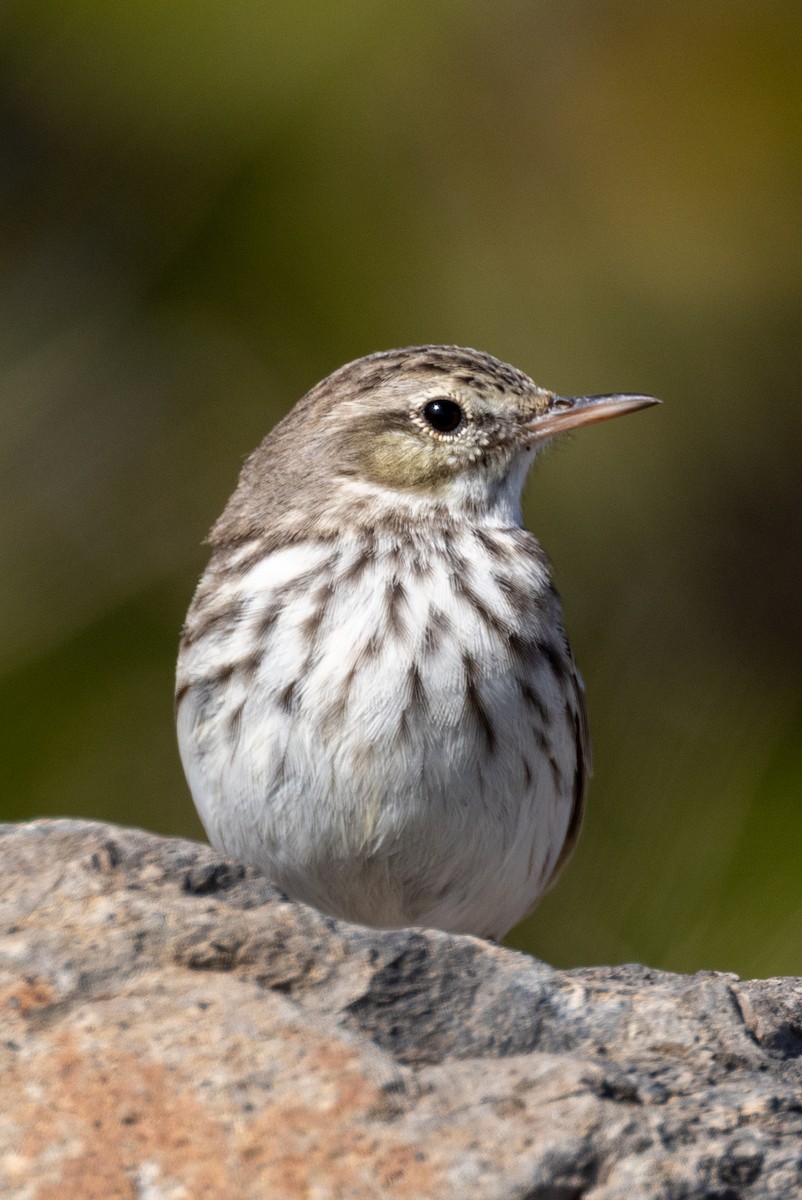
[[176, 530, 582, 939]]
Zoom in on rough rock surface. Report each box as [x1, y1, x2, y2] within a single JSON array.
[[1, 820, 802, 1199]]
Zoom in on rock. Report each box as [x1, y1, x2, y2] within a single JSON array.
[[1, 820, 801, 1199]]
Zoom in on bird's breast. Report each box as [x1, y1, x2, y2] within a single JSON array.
[[176, 527, 583, 918], [183, 529, 572, 766]]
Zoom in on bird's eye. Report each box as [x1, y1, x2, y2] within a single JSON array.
[[422, 398, 464, 434]]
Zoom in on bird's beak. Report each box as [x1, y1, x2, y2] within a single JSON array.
[[524, 392, 660, 441]]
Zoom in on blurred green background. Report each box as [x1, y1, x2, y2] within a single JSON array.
[[2, 1, 800, 978]]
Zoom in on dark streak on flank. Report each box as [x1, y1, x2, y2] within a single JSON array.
[[474, 528, 506, 562], [227, 701, 245, 746], [340, 662, 359, 705], [444, 542, 470, 577], [385, 539, 407, 565], [462, 651, 497, 755], [517, 677, 549, 724], [451, 574, 512, 640], [203, 661, 237, 689], [494, 573, 534, 621], [321, 662, 359, 733], [407, 551, 429, 580], [538, 640, 567, 681], [545, 708, 588, 888], [272, 752, 287, 790], [407, 663, 428, 717], [386, 576, 407, 636], [299, 580, 335, 647], [356, 631, 382, 667], [422, 605, 452, 655], [179, 651, 264, 703], [341, 543, 375, 583], [222, 545, 271, 577], [508, 631, 540, 667], [392, 708, 411, 749], [274, 558, 339, 601], [548, 755, 563, 791], [181, 597, 245, 648], [238, 650, 263, 682], [321, 693, 347, 734], [257, 603, 282, 641]]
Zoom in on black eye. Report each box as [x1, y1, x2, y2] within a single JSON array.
[[422, 398, 464, 434]]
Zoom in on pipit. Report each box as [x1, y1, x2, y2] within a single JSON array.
[[176, 346, 657, 940]]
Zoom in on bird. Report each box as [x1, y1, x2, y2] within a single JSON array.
[[176, 346, 658, 940]]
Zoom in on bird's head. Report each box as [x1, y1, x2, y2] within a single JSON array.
[[210, 346, 659, 544]]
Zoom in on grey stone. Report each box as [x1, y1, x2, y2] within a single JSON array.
[[1, 819, 801, 1198]]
